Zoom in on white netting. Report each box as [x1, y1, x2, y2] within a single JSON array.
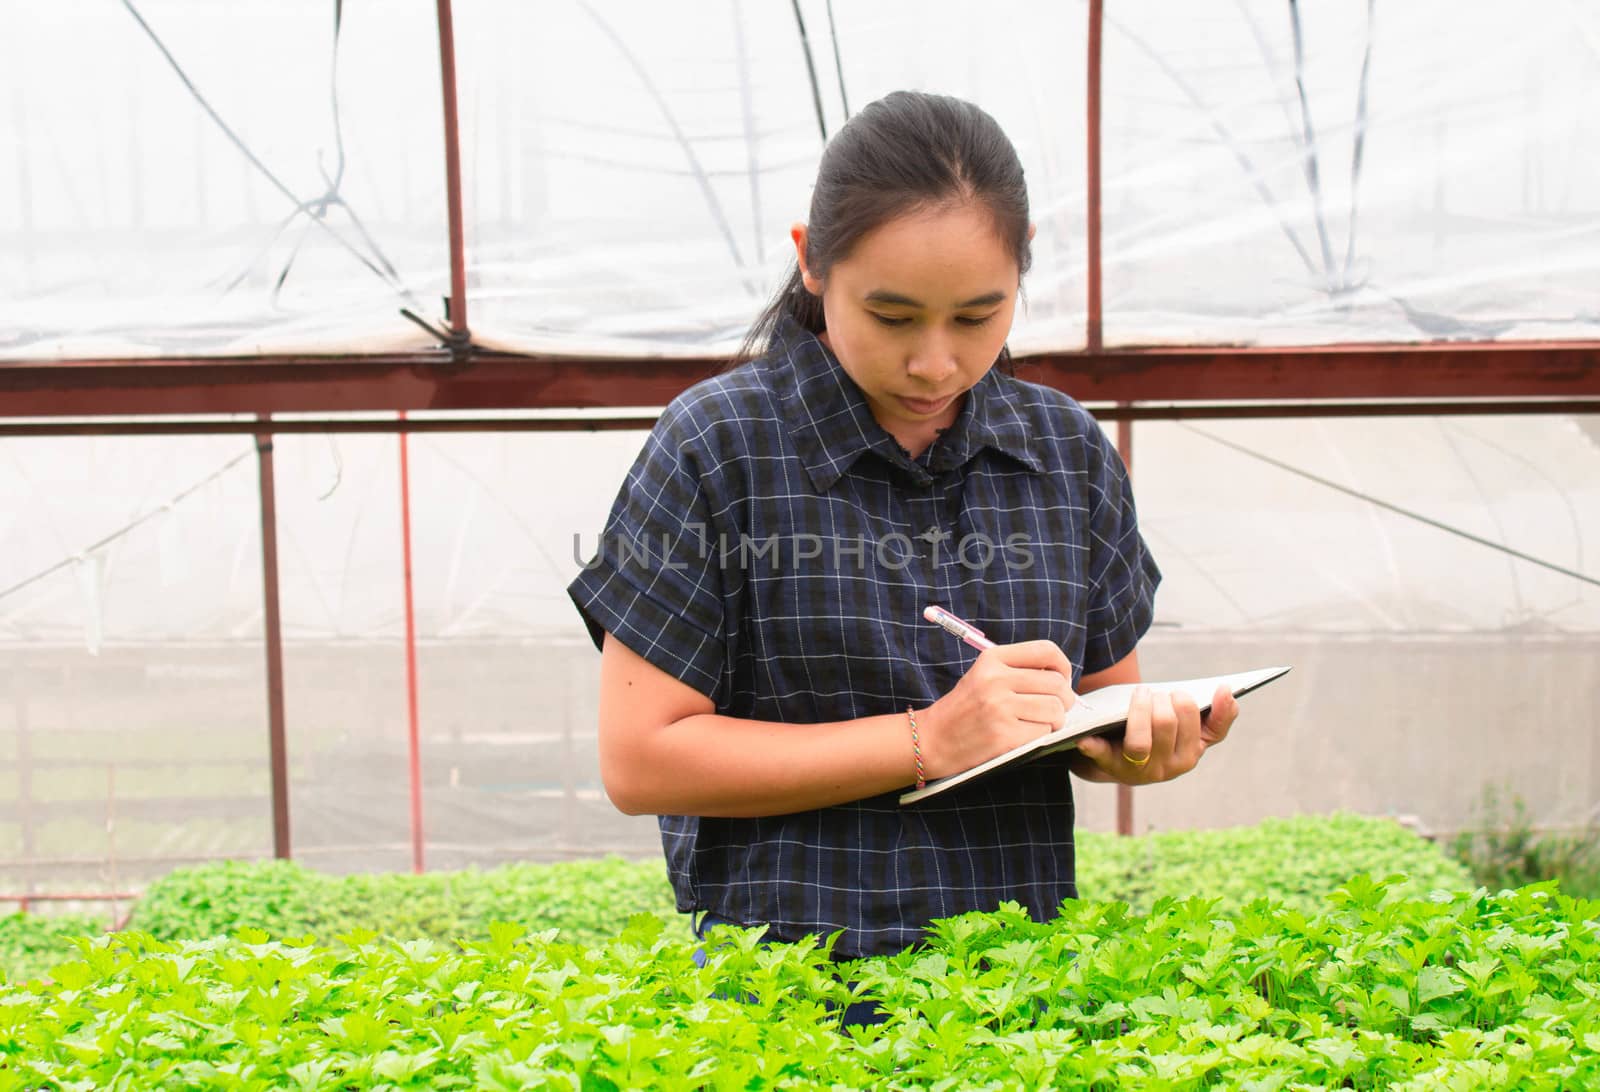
[[1, 417, 1596, 893]]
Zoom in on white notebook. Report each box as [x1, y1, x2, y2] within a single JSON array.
[[898, 666, 1291, 805]]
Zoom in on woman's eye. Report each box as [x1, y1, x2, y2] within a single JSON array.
[[956, 314, 996, 327], [870, 313, 911, 327]]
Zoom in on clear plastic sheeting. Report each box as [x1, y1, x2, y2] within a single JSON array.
[[1136, 415, 1600, 633], [1, 1, 448, 360], [1102, 2, 1600, 346], [0, 435, 262, 646], [0, 431, 637, 645], [5, 0, 1600, 896], [2, 419, 1597, 647], [7, 1, 1599, 359], [1073, 628, 1600, 839], [455, 0, 1088, 357]]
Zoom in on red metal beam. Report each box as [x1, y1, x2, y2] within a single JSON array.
[[0, 401, 1596, 440], [0, 352, 705, 416], [2, 342, 1599, 419], [1013, 341, 1600, 402]]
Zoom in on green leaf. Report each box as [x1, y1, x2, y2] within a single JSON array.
[[1417, 965, 1463, 1004], [371, 1047, 441, 1082]]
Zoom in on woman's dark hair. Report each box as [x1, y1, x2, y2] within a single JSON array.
[[738, 90, 1032, 362]]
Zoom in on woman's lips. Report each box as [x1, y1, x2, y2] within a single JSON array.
[[897, 393, 956, 416]]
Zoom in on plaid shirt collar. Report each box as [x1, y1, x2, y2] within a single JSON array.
[[768, 316, 1045, 492]]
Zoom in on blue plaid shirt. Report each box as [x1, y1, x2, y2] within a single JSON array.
[[569, 316, 1159, 957]]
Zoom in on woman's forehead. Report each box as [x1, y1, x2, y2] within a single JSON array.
[[833, 202, 1020, 302]]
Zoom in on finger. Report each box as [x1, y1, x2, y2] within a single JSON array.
[[1201, 687, 1238, 746], [1074, 733, 1120, 773], [1146, 689, 1180, 767], [991, 639, 1076, 678], [1120, 685, 1153, 765], [1169, 691, 1205, 772], [1006, 666, 1080, 708], [985, 664, 1077, 727], [1015, 693, 1072, 733]]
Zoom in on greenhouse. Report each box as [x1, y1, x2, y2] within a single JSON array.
[[3, 1, 1599, 1087]]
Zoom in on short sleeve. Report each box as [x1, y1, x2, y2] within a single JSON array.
[[567, 406, 727, 700], [1081, 421, 1161, 675]]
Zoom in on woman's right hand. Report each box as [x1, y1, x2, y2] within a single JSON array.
[[916, 641, 1080, 779]]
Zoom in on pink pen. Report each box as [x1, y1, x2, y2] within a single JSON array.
[[922, 605, 995, 651], [922, 604, 1093, 711]]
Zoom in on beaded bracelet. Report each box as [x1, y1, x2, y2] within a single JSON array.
[[907, 706, 926, 791]]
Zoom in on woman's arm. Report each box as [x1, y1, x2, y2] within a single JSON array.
[[597, 631, 1080, 817], [1079, 650, 1143, 697]]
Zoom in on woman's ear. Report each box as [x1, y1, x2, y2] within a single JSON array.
[[1027, 222, 1037, 244], [791, 223, 823, 295]]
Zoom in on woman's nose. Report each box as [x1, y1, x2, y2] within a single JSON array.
[[906, 334, 958, 385]]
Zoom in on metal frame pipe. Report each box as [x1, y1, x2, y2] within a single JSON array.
[[3, 342, 1596, 419], [1, 400, 1596, 441], [398, 413, 426, 875], [255, 420, 291, 859], [435, 0, 470, 357], [1115, 414, 1134, 837], [1087, 0, 1104, 354]]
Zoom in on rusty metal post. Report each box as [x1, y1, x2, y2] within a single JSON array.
[[1089, 0, 1128, 835], [105, 764, 120, 929], [15, 668, 34, 913], [1116, 414, 1135, 836], [399, 413, 426, 874], [1086, 0, 1104, 353], [255, 420, 291, 859], [435, 0, 470, 355]]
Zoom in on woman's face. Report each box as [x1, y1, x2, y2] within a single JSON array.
[[793, 201, 1027, 457]]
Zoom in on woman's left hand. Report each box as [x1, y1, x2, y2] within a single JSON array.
[[1069, 684, 1238, 785]]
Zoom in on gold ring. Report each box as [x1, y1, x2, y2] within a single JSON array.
[[1124, 750, 1151, 767]]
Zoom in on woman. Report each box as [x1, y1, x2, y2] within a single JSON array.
[[569, 90, 1237, 961]]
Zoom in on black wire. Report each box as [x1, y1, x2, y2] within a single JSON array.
[[729, 0, 764, 265], [1437, 420, 1525, 615], [789, 0, 830, 144], [318, 433, 345, 502], [119, 0, 413, 303], [273, 0, 406, 303], [311, 0, 402, 285], [1181, 423, 1600, 590], [1442, 419, 1586, 581], [0, 450, 255, 607], [1104, 12, 1320, 280], [576, 0, 755, 292], [1342, 0, 1376, 284], [269, 1, 349, 303], [1286, 0, 1337, 283], [824, 0, 850, 120]]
